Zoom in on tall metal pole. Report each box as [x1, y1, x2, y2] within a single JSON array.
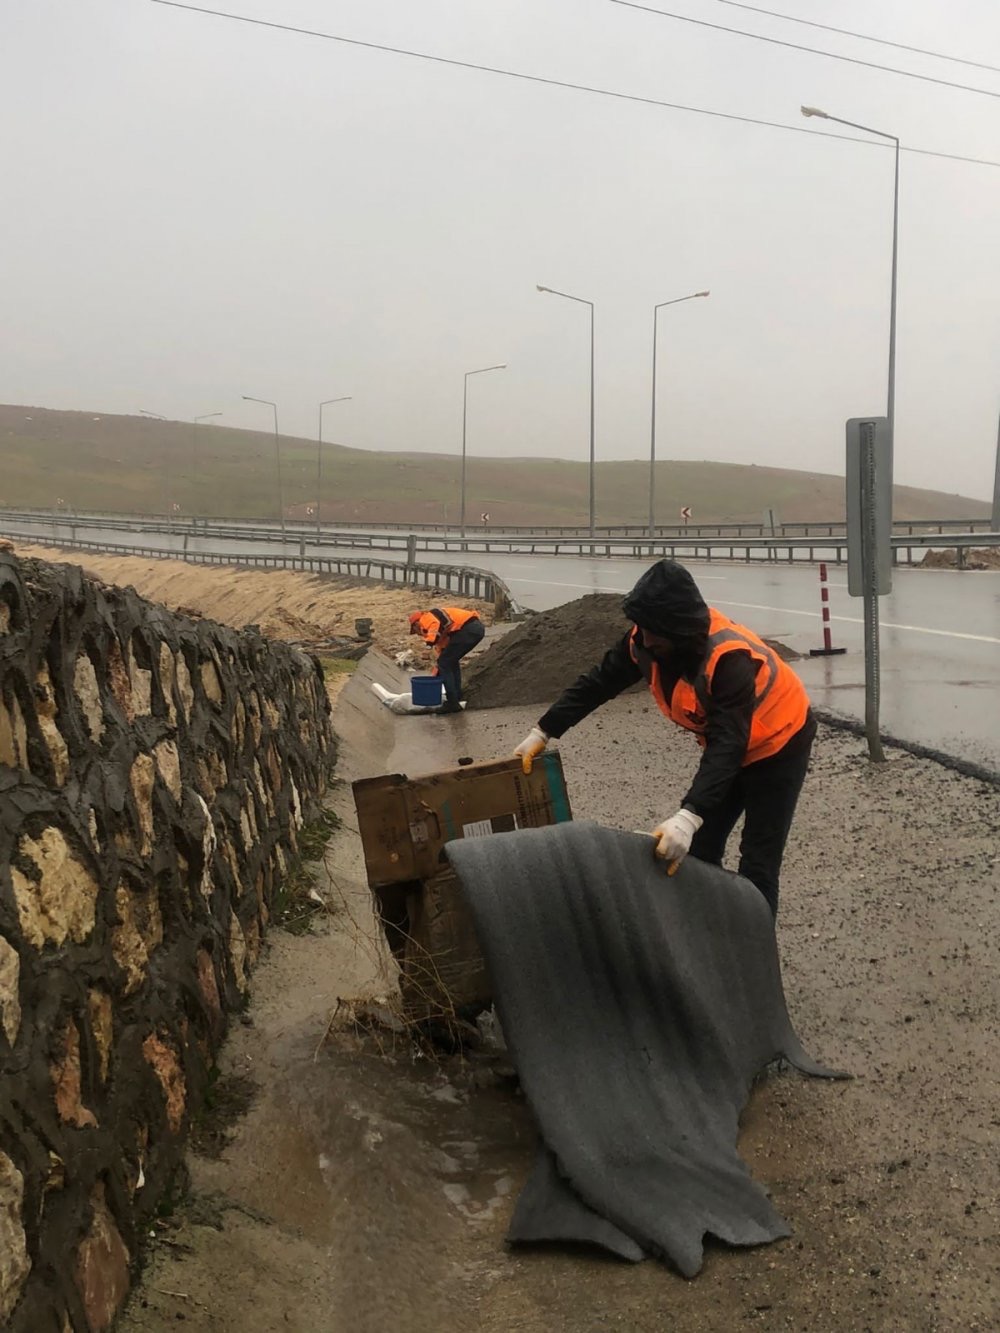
[[886, 135, 900, 505], [460, 364, 506, 539], [317, 396, 352, 543], [648, 290, 710, 537], [242, 396, 285, 539], [802, 106, 898, 762], [139, 410, 171, 540], [992, 408, 1000, 532], [588, 302, 595, 537], [192, 412, 221, 519], [537, 284, 596, 535]]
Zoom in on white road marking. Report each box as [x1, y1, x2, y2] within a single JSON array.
[[715, 598, 1000, 645], [506, 574, 727, 591]]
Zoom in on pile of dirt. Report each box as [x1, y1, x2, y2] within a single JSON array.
[[921, 546, 1000, 570], [465, 593, 801, 710], [465, 595, 633, 709]]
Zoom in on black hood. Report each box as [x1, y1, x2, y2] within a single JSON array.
[[622, 560, 710, 640]]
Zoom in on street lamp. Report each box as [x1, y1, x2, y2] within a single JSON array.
[[191, 412, 221, 518], [802, 105, 899, 763], [317, 396, 352, 542], [801, 106, 899, 475], [241, 396, 285, 539], [139, 410, 173, 537], [648, 290, 710, 536], [537, 284, 596, 536], [460, 365, 506, 538]]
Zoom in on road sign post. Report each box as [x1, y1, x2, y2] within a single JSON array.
[[846, 416, 892, 761], [680, 506, 691, 526]]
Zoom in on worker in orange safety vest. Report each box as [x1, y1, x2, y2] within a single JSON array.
[[514, 560, 815, 916], [408, 606, 485, 713]]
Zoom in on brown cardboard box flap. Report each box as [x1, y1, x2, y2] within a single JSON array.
[[353, 753, 572, 889]]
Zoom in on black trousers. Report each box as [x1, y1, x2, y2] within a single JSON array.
[[436, 618, 485, 702], [688, 714, 816, 918]]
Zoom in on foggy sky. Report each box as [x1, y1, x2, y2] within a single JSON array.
[[3, 0, 998, 498]]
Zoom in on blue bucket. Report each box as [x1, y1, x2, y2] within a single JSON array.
[[411, 675, 444, 707]]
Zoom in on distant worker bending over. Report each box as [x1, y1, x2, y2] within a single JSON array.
[[409, 606, 485, 714], [514, 560, 815, 917]]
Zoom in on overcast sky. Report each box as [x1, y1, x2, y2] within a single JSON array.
[[3, 0, 998, 497]]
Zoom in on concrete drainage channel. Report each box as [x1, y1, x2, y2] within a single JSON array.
[[119, 647, 1000, 1333]]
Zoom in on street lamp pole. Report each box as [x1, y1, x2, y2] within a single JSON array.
[[537, 284, 596, 536], [460, 364, 506, 539], [242, 396, 285, 539], [191, 412, 221, 518], [139, 410, 172, 539], [801, 106, 899, 490], [802, 106, 898, 763], [317, 396, 352, 543], [648, 290, 710, 537]]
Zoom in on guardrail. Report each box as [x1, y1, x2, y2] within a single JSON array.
[[0, 533, 523, 619], [5, 510, 1000, 564], [5, 518, 998, 571], [1, 505, 991, 541]]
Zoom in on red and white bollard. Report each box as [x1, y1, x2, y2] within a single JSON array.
[[809, 562, 846, 657]]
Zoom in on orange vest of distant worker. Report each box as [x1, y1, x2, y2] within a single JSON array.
[[410, 606, 480, 651], [628, 609, 810, 765]]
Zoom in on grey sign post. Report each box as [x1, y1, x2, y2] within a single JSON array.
[[846, 417, 892, 761]]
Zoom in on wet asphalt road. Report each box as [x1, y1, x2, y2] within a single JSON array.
[[6, 521, 999, 771]]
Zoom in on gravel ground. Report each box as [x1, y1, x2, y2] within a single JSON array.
[[123, 659, 999, 1333]]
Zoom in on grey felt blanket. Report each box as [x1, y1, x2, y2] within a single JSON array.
[[445, 821, 842, 1276]]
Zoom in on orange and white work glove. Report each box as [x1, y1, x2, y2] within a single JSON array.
[[651, 809, 703, 875], [514, 726, 548, 775]]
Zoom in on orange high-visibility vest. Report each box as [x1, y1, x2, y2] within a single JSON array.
[[412, 606, 479, 648], [628, 609, 809, 764]]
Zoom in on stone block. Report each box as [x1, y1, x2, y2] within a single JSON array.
[[88, 989, 113, 1083], [129, 752, 156, 855], [11, 826, 100, 949], [73, 1183, 129, 1333], [0, 1152, 30, 1324], [73, 651, 105, 742], [0, 690, 29, 769], [34, 663, 70, 785], [111, 883, 163, 996], [106, 639, 133, 723], [200, 657, 223, 706], [51, 1017, 98, 1129], [141, 1032, 185, 1134], [153, 738, 182, 803], [0, 936, 20, 1047], [127, 638, 152, 716]]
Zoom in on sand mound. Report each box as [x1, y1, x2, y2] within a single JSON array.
[[921, 547, 1000, 571], [465, 595, 634, 709], [465, 593, 801, 710]]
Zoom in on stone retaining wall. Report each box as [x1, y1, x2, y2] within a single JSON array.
[[0, 549, 335, 1332]]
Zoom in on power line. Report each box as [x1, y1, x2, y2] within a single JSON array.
[[712, 0, 1000, 77], [610, 0, 1000, 100], [148, 1, 1000, 169]]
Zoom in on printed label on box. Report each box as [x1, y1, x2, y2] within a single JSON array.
[[462, 813, 518, 839]]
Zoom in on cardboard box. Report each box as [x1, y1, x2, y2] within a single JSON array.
[[352, 754, 572, 1020], [352, 753, 572, 889]]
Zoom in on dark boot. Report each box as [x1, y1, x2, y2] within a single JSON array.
[[437, 700, 462, 715]]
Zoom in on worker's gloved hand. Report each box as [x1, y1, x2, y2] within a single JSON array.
[[651, 809, 703, 874], [514, 726, 548, 775]]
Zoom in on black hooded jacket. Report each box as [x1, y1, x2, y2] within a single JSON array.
[[537, 561, 762, 815]]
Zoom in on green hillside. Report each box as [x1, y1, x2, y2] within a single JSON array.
[[0, 404, 988, 526]]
